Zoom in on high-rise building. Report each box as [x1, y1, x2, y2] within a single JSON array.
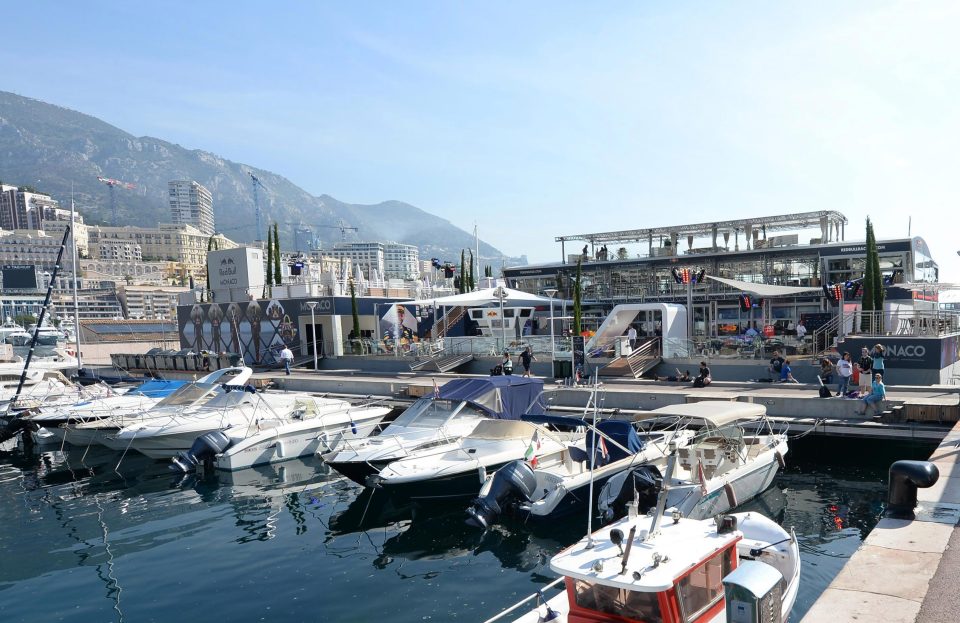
[[294, 224, 315, 253], [0, 185, 59, 231], [168, 180, 214, 235], [326, 241, 420, 280]]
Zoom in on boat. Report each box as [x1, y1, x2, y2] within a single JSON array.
[[490, 451, 801, 623], [465, 415, 694, 528], [322, 376, 545, 486], [62, 367, 252, 448], [597, 403, 788, 522], [170, 396, 393, 472], [28, 320, 65, 346], [364, 418, 581, 500], [0, 317, 29, 346]]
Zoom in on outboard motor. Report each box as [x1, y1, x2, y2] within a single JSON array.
[[170, 430, 232, 473], [598, 465, 662, 521], [465, 460, 537, 529]]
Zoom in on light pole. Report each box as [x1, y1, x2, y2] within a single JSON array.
[[544, 288, 558, 362], [494, 286, 508, 352], [306, 301, 318, 371]]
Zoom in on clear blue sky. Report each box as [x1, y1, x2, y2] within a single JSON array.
[[2, 1, 958, 279]]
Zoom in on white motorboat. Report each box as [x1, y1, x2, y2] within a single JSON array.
[[465, 417, 695, 528], [28, 321, 65, 346], [365, 419, 583, 500], [598, 403, 789, 522], [492, 451, 800, 623], [0, 318, 28, 346], [323, 376, 546, 486], [170, 396, 394, 471], [63, 367, 252, 447], [108, 387, 351, 460]]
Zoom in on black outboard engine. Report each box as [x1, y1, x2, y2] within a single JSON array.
[[598, 465, 663, 521], [170, 430, 232, 473], [465, 460, 537, 529]]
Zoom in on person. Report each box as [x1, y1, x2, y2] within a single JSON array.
[[657, 369, 691, 382], [627, 325, 637, 351], [780, 359, 799, 383], [871, 344, 886, 383], [836, 352, 853, 397], [858, 373, 887, 415], [819, 358, 834, 385], [795, 320, 807, 340], [768, 350, 785, 381], [518, 346, 536, 377], [857, 347, 873, 397], [501, 351, 513, 375], [279, 345, 294, 375], [693, 362, 711, 387]]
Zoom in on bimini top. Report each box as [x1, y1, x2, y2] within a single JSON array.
[[438, 377, 545, 420], [646, 402, 766, 428]]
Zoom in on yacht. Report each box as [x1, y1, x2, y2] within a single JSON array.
[[322, 376, 545, 485], [27, 321, 65, 346], [0, 318, 28, 346]]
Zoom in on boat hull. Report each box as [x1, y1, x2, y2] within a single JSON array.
[[374, 461, 514, 500]]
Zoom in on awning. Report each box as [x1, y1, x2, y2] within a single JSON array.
[[705, 275, 823, 297], [647, 402, 767, 427], [400, 286, 567, 307]]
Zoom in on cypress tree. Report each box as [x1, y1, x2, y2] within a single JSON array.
[[459, 250, 466, 293], [350, 278, 361, 342], [869, 219, 884, 324], [861, 218, 883, 332], [468, 251, 475, 291], [573, 258, 583, 335], [265, 228, 274, 295], [273, 223, 282, 285]]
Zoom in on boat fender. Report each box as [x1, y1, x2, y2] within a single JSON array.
[[170, 430, 232, 473], [775, 451, 786, 469], [465, 460, 537, 529], [724, 482, 738, 508]]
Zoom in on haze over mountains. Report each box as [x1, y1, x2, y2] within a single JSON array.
[[0, 91, 519, 266]]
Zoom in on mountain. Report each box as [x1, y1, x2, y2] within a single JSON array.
[[0, 90, 517, 266]]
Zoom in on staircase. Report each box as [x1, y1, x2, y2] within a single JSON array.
[[409, 352, 474, 373], [427, 306, 467, 339], [812, 315, 842, 359], [626, 337, 662, 379]]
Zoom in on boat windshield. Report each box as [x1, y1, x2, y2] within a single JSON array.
[[389, 398, 475, 429], [572, 579, 663, 623], [675, 547, 733, 622], [204, 390, 252, 409], [154, 383, 217, 407]]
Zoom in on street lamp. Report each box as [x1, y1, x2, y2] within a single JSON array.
[[493, 286, 508, 352], [306, 301, 318, 371], [543, 288, 558, 361]]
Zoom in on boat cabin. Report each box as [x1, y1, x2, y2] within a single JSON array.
[[554, 514, 748, 623]]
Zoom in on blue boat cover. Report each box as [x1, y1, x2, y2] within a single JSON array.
[[587, 419, 646, 464], [128, 379, 187, 398], [438, 377, 545, 420]]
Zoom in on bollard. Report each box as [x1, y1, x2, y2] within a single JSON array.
[[886, 460, 940, 518]]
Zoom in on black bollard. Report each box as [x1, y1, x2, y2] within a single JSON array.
[[886, 460, 940, 518]]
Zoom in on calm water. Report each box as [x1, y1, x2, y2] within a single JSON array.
[[0, 435, 935, 623]]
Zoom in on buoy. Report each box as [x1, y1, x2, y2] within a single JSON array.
[[775, 451, 786, 469], [724, 483, 738, 508]]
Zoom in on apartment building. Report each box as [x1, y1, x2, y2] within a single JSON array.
[[168, 180, 215, 235]]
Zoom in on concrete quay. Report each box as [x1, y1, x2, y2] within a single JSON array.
[[800, 420, 960, 623], [258, 370, 960, 440]]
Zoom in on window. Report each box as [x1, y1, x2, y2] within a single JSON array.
[[573, 580, 662, 622], [676, 550, 732, 622]]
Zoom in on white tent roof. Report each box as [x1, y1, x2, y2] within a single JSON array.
[[401, 287, 566, 307], [705, 275, 823, 297], [647, 402, 767, 427]]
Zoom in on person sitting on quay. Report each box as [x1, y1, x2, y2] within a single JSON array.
[[768, 350, 785, 381], [693, 362, 711, 387], [656, 368, 691, 383], [819, 358, 835, 385], [858, 373, 887, 415], [780, 359, 799, 383]]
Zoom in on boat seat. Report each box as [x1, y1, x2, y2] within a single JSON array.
[[567, 446, 589, 465]]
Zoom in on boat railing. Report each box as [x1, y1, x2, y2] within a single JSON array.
[[481, 577, 566, 623]]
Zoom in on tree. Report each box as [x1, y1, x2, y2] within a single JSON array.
[[616, 247, 629, 260], [573, 258, 583, 335], [468, 251, 475, 291], [861, 217, 884, 332], [350, 278, 361, 352], [273, 223, 282, 285], [265, 226, 274, 297], [205, 234, 219, 299], [484, 265, 493, 278]]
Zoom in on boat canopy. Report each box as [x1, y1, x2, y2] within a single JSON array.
[[646, 402, 767, 428], [438, 377, 546, 420], [128, 379, 187, 398], [466, 419, 540, 440]]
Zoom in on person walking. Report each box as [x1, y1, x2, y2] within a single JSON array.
[[518, 346, 536, 377], [627, 325, 637, 352], [871, 344, 886, 383], [836, 352, 853, 397], [857, 347, 873, 397], [501, 351, 514, 376], [279, 345, 294, 375]]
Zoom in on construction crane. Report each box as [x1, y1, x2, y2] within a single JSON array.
[[317, 218, 358, 242], [96, 176, 136, 225], [249, 172, 268, 244]]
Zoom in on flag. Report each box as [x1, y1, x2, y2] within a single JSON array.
[[433, 378, 440, 399], [598, 436, 609, 460], [697, 461, 708, 495], [524, 431, 540, 461]]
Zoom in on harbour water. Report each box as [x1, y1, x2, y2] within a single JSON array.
[[0, 434, 935, 622]]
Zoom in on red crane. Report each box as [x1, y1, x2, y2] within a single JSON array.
[[96, 176, 137, 224]]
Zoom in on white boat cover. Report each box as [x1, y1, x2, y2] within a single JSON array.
[[645, 402, 766, 428]]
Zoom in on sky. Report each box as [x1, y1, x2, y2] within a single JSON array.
[[1, 2, 958, 279]]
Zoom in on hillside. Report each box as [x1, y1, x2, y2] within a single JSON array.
[[0, 91, 514, 265]]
